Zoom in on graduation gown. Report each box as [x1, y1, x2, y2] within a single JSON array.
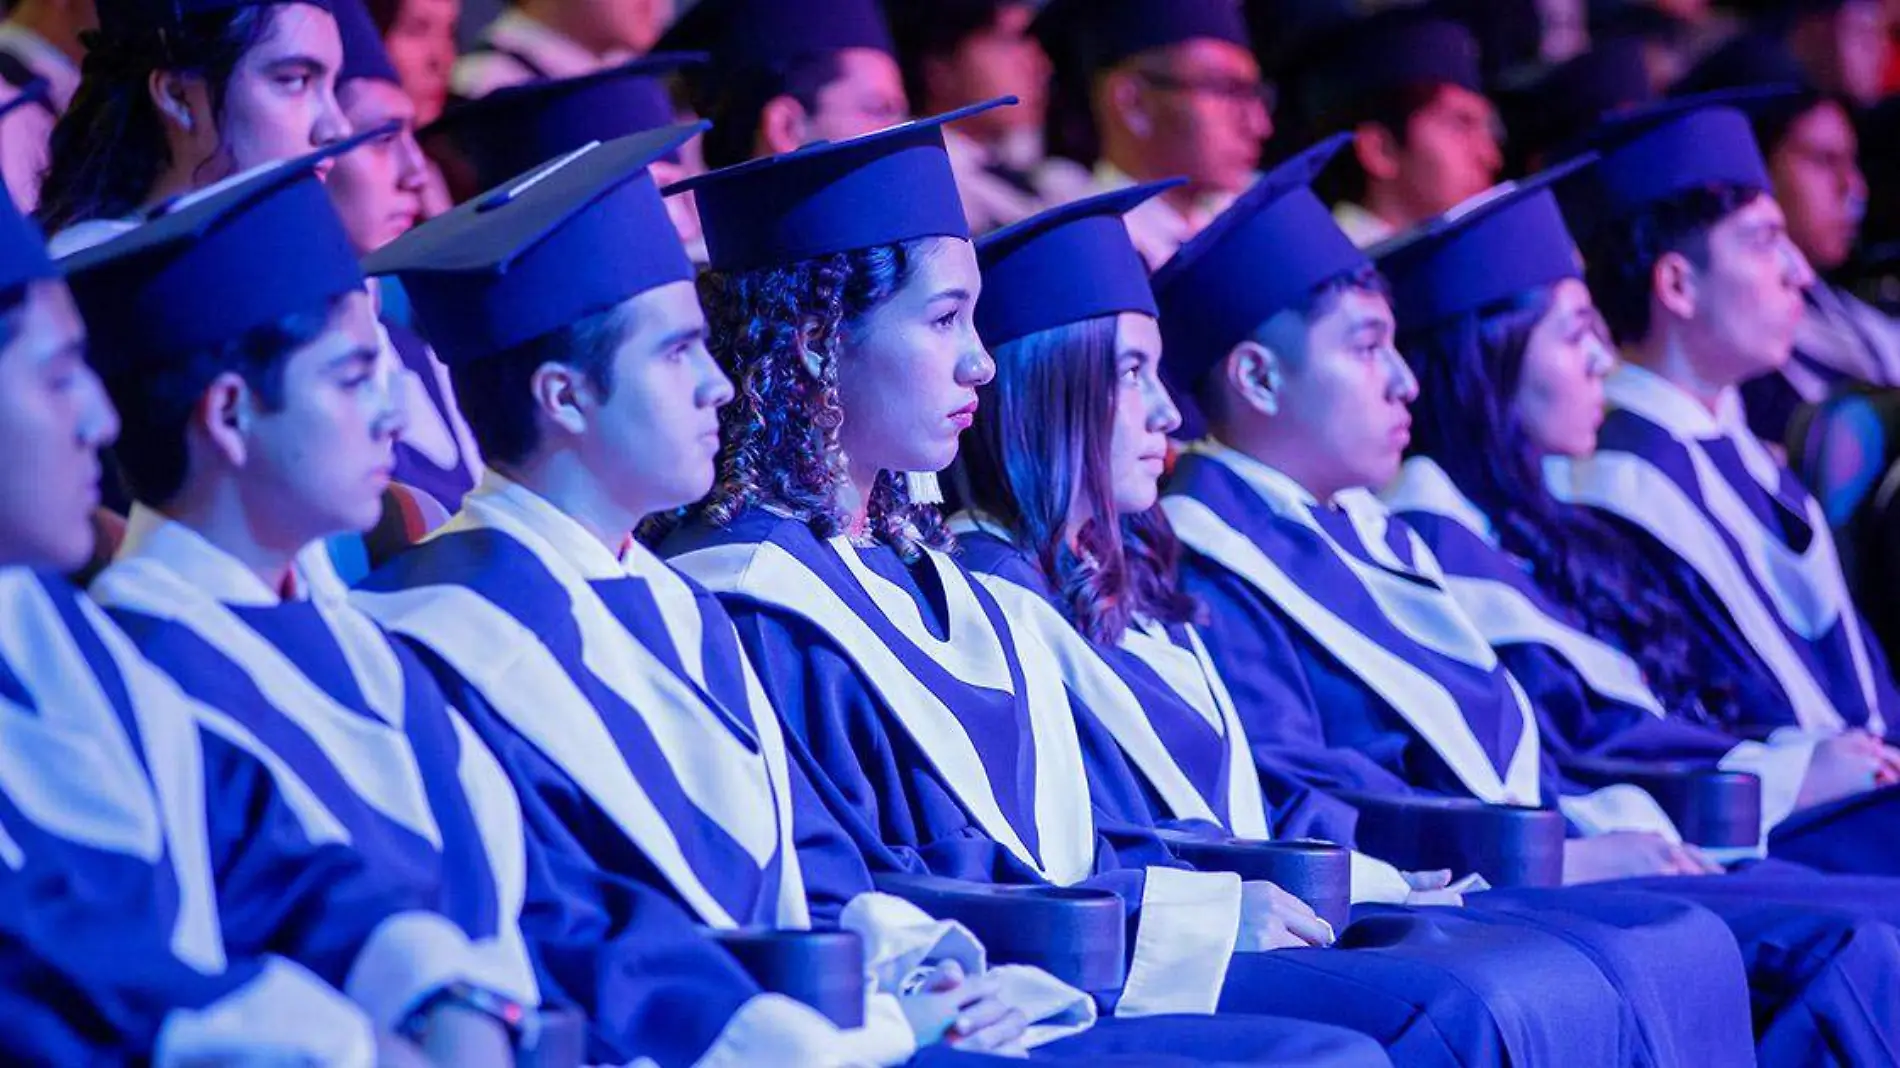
[[1545, 365, 1900, 874], [663, 507, 1632, 1067], [383, 316, 480, 513], [354, 474, 1097, 1065], [1168, 439, 1900, 1063], [90, 507, 539, 1032], [0, 567, 375, 1066], [951, 522, 1765, 1068]]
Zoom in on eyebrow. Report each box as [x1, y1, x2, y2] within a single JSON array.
[[654, 325, 706, 351], [927, 288, 973, 305], [263, 53, 329, 76], [326, 344, 378, 370]]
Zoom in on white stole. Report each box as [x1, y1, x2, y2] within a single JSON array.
[[1164, 443, 1543, 805]]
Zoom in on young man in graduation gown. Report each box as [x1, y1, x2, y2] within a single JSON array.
[[328, 0, 480, 511], [1029, 0, 1271, 269], [1547, 93, 1900, 875], [1150, 137, 1900, 1064], [0, 161, 391, 1067], [653, 101, 1709, 1068]]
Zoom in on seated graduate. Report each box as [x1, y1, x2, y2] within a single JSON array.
[[1544, 92, 1900, 831], [0, 172, 385, 1067], [1381, 162, 1900, 867], [62, 144, 539, 1064], [326, 0, 480, 511], [945, 178, 1762, 1068], [654, 97, 1539, 1068], [1150, 138, 1900, 1064], [36, 0, 349, 250], [352, 121, 1131, 1066]]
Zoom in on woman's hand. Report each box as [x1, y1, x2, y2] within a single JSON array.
[[1237, 880, 1336, 950], [1562, 832, 1724, 884]]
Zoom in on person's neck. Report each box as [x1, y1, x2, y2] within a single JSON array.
[[158, 483, 307, 598], [1624, 331, 1730, 415], [1101, 140, 1191, 204], [1215, 420, 1340, 505], [839, 458, 879, 539], [516, 0, 618, 58], [1361, 182, 1424, 236], [141, 159, 215, 215], [7, 1, 83, 64], [497, 452, 645, 556]]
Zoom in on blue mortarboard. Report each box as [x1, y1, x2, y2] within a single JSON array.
[[0, 180, 54, 295], [669, 98, 1009, 274], [974, 178, 1182, 348], [1153, 135, 1369, 390], [1032, 0, 1250, 74], [1556, 90, 1779, 241], [652, 0, 893, 74], [1376, 159, 1593, 332], [364, 123, 702, 367], [97, 0, 331, 36], [60, 129, 382, 375], [423, 54, 701, 190], [1499, 37, 1653, 167], [1295, 9, 1483, 123], [334, 0, 397, 85]]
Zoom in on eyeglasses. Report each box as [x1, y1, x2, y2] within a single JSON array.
[[1133, 68, 1277, 111]]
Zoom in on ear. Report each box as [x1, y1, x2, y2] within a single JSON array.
[[195, 372, 253, 468], [148, 69, 204, 138], [795, 319, 826, 380], [757, 94, 812, 157], [1104, 69, 1153, 140], [1225, 340, 1285, 418], [530, 361, 592, 439], [1652, 250, 1699, 322], [1353, 121, 1402, 183]]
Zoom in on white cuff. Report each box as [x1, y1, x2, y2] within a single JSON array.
[[1116, 866, 1241, 1017], [343, 909, 483, 1032], [1349, 850, 1413, 905], [155, 957, 375, 1068], [1720, 731, 1824, 837], [1559, 783, 1682, 841]]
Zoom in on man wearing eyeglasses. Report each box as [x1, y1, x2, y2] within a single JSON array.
[[1289, 9, 1504, 249], [1032, 0, 1273, 268]]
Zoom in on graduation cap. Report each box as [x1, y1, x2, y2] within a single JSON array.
[[1293, 7, 1483, 124], [59, 128, 382, 376], [422, 54, 702, 191], [334, 0, 397, 85], [1031, 0, 1250, 76], [1152, 135, 1369, 391], [652, 0, 894, 74], [1497, 37, 1653, 170], [668, 97, 1009, 275], [1555, 89, 1781, 241], [0, 181, 54, 295], [974, 179, 1181, 349], [364, 123, 702, 367], [97, 0, 330, 36], [1376, 159, 1593, 333]]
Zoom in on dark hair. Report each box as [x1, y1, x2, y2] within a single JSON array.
[[363, 0, 400, 34], [1580, 183, 1764, 346], [1403, 285, 1740, 723], [696, 52, 847, 170], [1309, 82, 1444, 208], [38, 6, 285, 233], [886, 0, 1009, 114], [958, 314, 1197, 643], [100, 298, 339, 507], [448, 300, 629, 467], [1195, 265, 1387, 428], [688, 238, 948, 560]]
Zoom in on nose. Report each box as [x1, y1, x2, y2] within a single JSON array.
[[396, 130, 428, 191], [1388, 348, 1420, 403], [1150, 380, 1183, 436], [959, 341, 996, 389], [1244, 96, 1272, 142], [313, 83, 350, 148], [378, 357, 410, 440], [1784, 238, 1818, 290], [83, 370, 121, 449], [701, 349, 735, 409]]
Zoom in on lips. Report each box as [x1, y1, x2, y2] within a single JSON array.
[[949, 399, 979, 430]]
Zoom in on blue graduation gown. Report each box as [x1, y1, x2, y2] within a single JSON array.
[[90, 508, 539, 1032], [1168, 439, 1900, 1064], [0, 568, 375, 1065], [386, 319, 479, 513], [664, 507, 1648, 1066], [952, 524, 1765, 1068], [1546, 366, 1900, 875], [355, 475, 1096, 1065]]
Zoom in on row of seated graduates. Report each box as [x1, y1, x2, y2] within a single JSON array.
[[21, 3, 1900, 1068]]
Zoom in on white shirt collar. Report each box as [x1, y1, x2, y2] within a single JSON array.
[[0, 24, 79, 109], [1604, 362, 1747, 440], [1333, 202, 1398, 249], [1190, 438, 1321, 510], [117, 505, 333, 607], [463, 471, 670, 584]]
